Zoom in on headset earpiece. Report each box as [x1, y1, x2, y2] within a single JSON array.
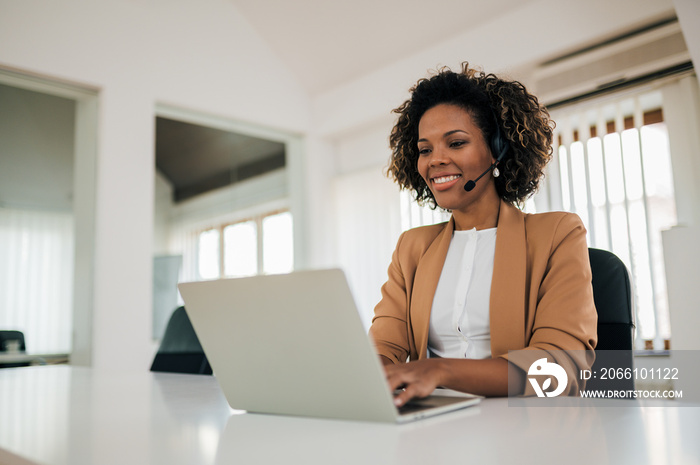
[[464, 115, 509, 192], [491, 125, 509, 164]]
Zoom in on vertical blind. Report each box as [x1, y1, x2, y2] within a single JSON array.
[[549, 90, 677, 350], [400, 190, 451, 232], [0, 208, 74, 353]]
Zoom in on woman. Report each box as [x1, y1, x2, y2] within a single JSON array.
[[369, 63, 597, 405]]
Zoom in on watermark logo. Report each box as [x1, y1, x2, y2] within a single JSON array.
[[528, 358, 568, 397]]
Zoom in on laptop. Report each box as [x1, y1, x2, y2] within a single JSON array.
[[178, 268, 481, 423]]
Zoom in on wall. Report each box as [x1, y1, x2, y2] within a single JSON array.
[[674, 0, 700, 92], [0, 0, 310, 371], [332, 125, 403, 326], [661, 76, 700, 351], [153, 171, 173, 256], [0, 85, 75, 211]]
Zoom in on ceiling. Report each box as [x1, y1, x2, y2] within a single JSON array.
[[230, 0, 530, 94], [155, 117, 285, 202]]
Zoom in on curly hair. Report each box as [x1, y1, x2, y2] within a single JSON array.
[[387, 63, 554, 207]]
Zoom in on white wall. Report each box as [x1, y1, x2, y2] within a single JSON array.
[[663, 0, 700, 349], [169, 169, 289, 230], [0, 0, 311, 371], [333, 167, 402, 328], [331, 124, 403, 326], [153, 171, 174, 256], [0, 0, 309, 132], [660, 75, 700, 351], [0, 85, 75, 211], [674, 0, 700, 90]]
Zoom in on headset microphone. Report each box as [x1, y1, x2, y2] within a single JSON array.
[[464, 123, 509, 192], [464, 163, 497, 192]]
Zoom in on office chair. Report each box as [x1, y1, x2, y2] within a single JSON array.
[[0, 330, 26, 352], [0, 330, 30, 368], [150, 306, 212, 375], [586, 248, 635, 391]]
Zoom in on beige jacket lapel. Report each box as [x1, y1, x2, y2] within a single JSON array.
[[410, 217, 454, 359], [490, 200, 527, 356]]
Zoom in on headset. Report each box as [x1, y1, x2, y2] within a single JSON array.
[[464, 121, 509, 192]]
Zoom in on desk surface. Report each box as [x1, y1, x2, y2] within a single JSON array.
[[0, 353, 69, 365], [0, 366, 698, 465]]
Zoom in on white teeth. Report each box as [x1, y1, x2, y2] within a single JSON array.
[[433, 175, 461, 184]]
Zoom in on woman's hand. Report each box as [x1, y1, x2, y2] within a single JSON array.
[[380, 356, 524, 401], [383, 359, 447, 407]]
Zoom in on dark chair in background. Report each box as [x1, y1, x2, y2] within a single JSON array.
[[586, 248, 636, 391], [0, 330, 29, 368], [150, 306, 212, 375], [0, 330, 26, 352]]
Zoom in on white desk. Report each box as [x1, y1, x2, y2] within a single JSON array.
[[0, 353, 69, 366], [0, 366, 698, 465]]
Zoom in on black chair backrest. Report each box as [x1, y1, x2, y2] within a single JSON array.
[[588, 248, 635, 350], [150, 306, 212, 375], [587, 248, 635, 391], [0, 330, 26, 352], [0, 330, 29, 368]]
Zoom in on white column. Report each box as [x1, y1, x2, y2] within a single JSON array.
[[301, 133, 337, 269], [91, 85, 155, 371], [660, 75, 700, 350], [71, 94, 99, 366], [661, 76, 700, 226]]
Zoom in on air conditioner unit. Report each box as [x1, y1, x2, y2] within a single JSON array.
[[534, 20, 691, 105]]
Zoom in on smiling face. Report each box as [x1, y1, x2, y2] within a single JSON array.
[[416, 103, 499, 220]]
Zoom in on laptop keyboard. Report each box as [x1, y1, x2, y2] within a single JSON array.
[[395, 392, 475, 415], [397, 399, 438, 414]]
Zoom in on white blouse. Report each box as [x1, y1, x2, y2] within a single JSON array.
[[427, 227, 497, 360]]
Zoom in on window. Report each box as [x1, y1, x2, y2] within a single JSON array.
[[550, 90, 677, 350], [261, 212, 294, 274], [224, 221, 257, 277], [196, 210, 293, 280], [197, 229, 220, 280]]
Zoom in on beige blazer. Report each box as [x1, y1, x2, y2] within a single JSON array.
[[369, 200, 598, 395]]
